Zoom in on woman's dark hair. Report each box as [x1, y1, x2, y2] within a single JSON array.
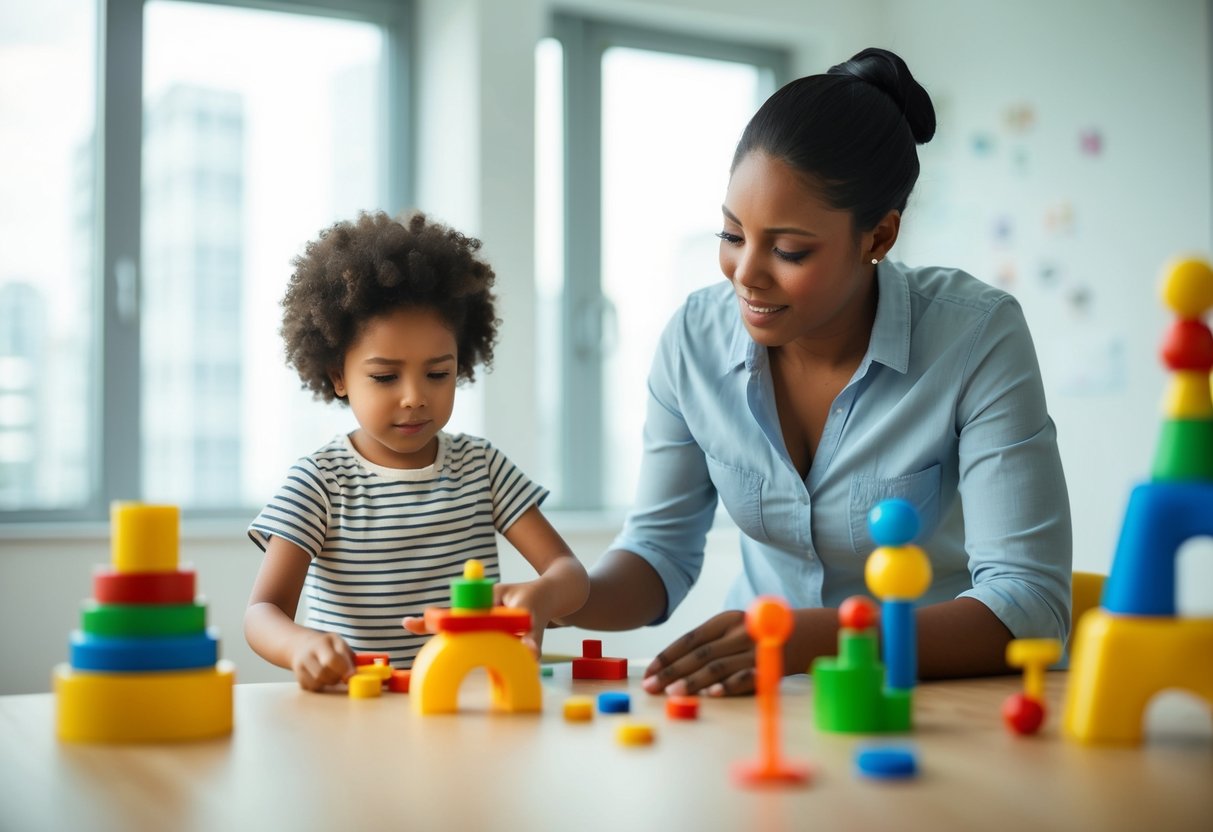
[[281, 210, 499, 403], [731, 47, 936, 231]]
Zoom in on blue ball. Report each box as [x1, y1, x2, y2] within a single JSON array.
[[868, 499, 920, 546], [855, 746, 918, 779]]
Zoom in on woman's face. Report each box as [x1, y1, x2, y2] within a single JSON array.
[[718, 151, 878, 350]]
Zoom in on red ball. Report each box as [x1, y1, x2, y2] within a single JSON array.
[[1160, 319, 1213, 371], [839, 596, 878, 630], [1002, 692, 1046, 735]]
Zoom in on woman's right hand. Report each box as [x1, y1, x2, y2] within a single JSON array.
[[290, 630, 356, 691]]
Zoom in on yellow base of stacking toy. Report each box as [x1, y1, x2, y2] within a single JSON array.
[[1063, 610, 1213, 744], [54, 660, 235, 742], [411, 631, 542, 715]]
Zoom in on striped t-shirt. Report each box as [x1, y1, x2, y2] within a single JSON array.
[[248, 431, 548, 667]]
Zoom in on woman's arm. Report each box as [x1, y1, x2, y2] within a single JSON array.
[[555, 548, 669, 630], [244, 535, 355, 690]]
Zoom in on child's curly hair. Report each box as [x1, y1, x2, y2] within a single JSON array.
[[281, 210, 499, 403]]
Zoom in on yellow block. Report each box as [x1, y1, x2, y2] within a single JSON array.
[[348, 674, 383, 699], [563, 696, 594, 722], [1063, 610, 1213, 745], [111, 503, 180, 573], [615, 722, 655, 746], [411, 631, 542, 715], [54, 660, 235, 742], [1163, 372, 1213, 419]]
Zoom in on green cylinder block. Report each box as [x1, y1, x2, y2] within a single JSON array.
[[1152, 419, 1213, 482], [81, 601, 207, 637], [450, 578, 494, 610]]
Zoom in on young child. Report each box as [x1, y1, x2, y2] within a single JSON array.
[[245, 211, 589, 691]]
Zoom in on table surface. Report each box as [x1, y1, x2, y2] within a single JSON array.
[[1, 666, 1210, 832]]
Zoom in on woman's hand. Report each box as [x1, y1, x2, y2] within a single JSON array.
[[641, 610, 758, 697], [290, 630, 356, 691]]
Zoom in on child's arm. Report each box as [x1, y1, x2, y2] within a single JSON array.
[[244, 536, 356, 691], [495, 506, 590, 655]]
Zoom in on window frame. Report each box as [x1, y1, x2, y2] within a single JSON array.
[[2, 0, 413, 525], [548, 14, 789, 509]]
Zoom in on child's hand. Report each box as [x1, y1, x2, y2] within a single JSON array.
[[290, 630, 356, 691], [401, 615, 429, 636], [494, 580, 554, 657]]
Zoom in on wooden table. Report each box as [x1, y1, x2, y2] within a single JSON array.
[[1, 668, 1209, 831]]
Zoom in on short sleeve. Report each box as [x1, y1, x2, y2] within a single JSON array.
[[484, 444, 549, 533], [247, 460, 333, 558]]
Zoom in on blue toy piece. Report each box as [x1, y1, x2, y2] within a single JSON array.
[[1102, 481, 1213, 616], [855, 746, 918, 779], [882, 600, 916, 690], [69, 628, 220, 672], [597, 692, 631, 714], [868, 499, 921, 546]]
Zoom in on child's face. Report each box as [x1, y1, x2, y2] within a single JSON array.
[[330, 307, 458, 469]]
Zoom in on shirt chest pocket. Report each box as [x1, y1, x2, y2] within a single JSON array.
[[704, 452, 767, 541], [848, 464, 942, 554]]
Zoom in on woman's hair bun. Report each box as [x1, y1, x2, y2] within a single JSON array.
[[827, 47, 936, 145]]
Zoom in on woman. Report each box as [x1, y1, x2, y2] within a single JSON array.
[[560, 47, 1071, 696]]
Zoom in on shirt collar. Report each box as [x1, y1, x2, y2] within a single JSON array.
[[723, 260, 912, 376]]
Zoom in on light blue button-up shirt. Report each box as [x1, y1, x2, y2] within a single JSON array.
[[611, 259, 1073, 642]]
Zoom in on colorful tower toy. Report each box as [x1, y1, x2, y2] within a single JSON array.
[[812, 498, 930, 733], [409, 559, 543, 715], [54, 503, 235, 742], [1063, 256, 1213, 744]]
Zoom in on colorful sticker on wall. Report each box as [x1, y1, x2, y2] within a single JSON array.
[[1044, 201, 1075, 236], [1002, 103, 1035, 134], [1079, 128, 1103, 157]]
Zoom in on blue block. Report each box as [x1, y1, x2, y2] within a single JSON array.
[[1103, 481, 1213, 616], [855, 746, 918, 779], [69, 628, 220, 672], [597, 692, 631, 714], [882, 600, 916, 690]]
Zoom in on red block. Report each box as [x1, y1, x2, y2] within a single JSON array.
[[354, 653, 391, 667], [572, 639, 628, 680], [93, 568, 196, 604], [424, 606, 531, 635], [666, 695, 700, 720], [582, 639, 603, 659], [387, 669, 411, 693]]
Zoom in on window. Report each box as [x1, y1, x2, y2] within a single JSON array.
[[0, 0, 411, 522], [536, 18, 787, 509]]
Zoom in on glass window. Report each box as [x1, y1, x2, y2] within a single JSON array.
[[0, 0, 96, 511], [142, 1, 385, 508]]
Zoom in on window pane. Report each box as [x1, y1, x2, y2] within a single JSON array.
[[143, 1, 384, 508], [600, 48, 765, 508], [0, 2, 96, 511]]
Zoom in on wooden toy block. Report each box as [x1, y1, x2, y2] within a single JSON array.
[[665, 695, 700, 720], [81, 601, 207, 638], [410, 631, 542, 715], [424, 606, 530, 635], [69, 629, 220, 672], [54, 660, 235, 742], [111, 503, 180, 573], [349, 674, 383, 698], [572, 639, 628, 681], [563, 696, 594, 722], [92, 567, 196, 604], [615, 722, 655, 746]]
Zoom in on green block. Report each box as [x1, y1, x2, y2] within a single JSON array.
[[81, 601, 207, 637], [811, 630, 913, 733], [450, 578, 494, 610], [1152, 419, 1213, 482]]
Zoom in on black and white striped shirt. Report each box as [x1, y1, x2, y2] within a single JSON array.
[[248, 432, 547, 667]]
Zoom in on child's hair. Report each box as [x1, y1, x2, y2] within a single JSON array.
[[281, 210, 499, 403]]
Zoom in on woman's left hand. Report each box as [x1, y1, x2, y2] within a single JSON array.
[[641, 610, 758, 697]]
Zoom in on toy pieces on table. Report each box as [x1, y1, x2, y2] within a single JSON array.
[[388, 669, 412, 693], [665, 695, 700, 720], [423, 606, 530, 635], [349, 673, 384, 699], [731, 596, 810, 788], [54, 660, 235, 742], [1002, 638, 1061, 736], [410, 630, 542, 715], [571, 639, 628, 681], [854, 746, 919, 780], [596, 692, 631, 714], [563, 696, 594, 721]]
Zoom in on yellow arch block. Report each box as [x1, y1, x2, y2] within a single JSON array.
[[1063, 610, 1213, 744], [111, 503, 180, 573], [411, 631, 542, 715], [54, 660, 234, 742]]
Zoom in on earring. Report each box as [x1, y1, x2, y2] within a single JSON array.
[[871, 258, 879, 265]]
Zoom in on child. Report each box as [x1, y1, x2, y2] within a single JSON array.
[[245, 211, 589, 691]]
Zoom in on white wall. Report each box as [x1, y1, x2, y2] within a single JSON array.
[[2, 0, 1210, 695]]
